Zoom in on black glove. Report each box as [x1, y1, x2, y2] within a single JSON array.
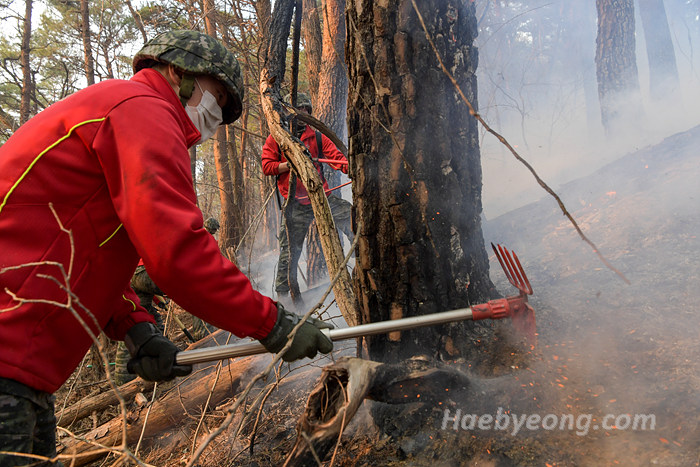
[[259, 304, 334, 362], [125, 322, 192, 382]]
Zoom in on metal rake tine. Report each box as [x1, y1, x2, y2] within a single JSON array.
[[500, 245, 528, 293], [492, 243, 518, 289], [491, 242, 512, 284], [491, 243, 533, 295], [507, 247, 533, 295]]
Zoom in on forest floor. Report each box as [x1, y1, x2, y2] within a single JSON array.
[[57, 125, 700, 466], [330, 124, 700, 466]]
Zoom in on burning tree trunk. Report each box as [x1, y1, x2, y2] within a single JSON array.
[[347, 0, 493, 363], [595, 0, 644, 134]]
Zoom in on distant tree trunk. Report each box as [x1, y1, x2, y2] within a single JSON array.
[[226, 124, 245, 229], [124, 0, 148, 44], [306, 0, 349, 287], [255, 0, 279, 250], [205, 0, 240, 253], [80, 0, 95, 86], [595, 0, 643, 134], [565, 1, 601, 135], [316, 0, 348, 143], [302, 0, 322, 96], [347, 0, 493, 363], [19, 0, 33, 124], [301, 1, 326, 287], [189, 146, 198, 204], [638, 0, 680, 102]]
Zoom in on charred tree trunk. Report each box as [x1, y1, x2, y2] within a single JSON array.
[[595, 0, 644, 134], [19, 0, 32, 125], [638, 0, 680, 102], [80, 0, 95, 86], [347, 0, 493, 363]]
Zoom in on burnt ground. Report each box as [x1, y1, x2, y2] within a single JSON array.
[[327, 125, 700, 466], [58, 125, 700, 466]]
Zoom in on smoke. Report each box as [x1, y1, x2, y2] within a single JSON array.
[[475, 0, 700, 219]]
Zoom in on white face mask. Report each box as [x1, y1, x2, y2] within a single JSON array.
[[185, 79, 223, 144]]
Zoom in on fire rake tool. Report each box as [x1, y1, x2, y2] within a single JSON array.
[[314, 158, 348, 166], [176, 244, 535, 366]]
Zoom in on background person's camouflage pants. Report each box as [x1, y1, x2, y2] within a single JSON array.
[[0, 378, 61, 467], [275, 195, 353, 295]]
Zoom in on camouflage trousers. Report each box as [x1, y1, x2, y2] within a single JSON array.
[[0, 378, 61, 467], [275, 196, 353, 294]]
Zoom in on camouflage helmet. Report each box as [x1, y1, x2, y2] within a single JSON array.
[[284, 91, 312, 112], [133, 30, 244, 124], [204, 217, 220, 234]]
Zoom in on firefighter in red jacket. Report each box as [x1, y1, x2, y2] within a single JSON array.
[[0, 31, 331, 466], [261, 93, 353, 303]]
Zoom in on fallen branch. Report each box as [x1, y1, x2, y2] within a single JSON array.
[[57, 353, 269, 466]]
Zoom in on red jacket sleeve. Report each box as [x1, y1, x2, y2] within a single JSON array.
[[261, 135, 283, 176], [103, 285, 157, 341], [320, 134, 348, 174], [92, 96, 277, 340]]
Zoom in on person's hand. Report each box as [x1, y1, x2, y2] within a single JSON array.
[[259, 304, 333, 362], [125, 322, 192, 381]]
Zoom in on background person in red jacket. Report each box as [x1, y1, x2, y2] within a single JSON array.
[[261, 93, 354, 304], [0, 31, 331, 466]]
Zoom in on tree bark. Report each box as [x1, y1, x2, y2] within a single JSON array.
[[347, 0, 492, 363], [261, 0, 359, 326], [595, 0, 643, 134], [19, 0, 33, 124], [301, 0, 322, 96], [317, 0, 348, 144], [80, 0, 95, 86], [638, 0, 680, 102]]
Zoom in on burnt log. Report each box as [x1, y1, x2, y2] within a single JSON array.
[[57, 333, 268, 466], [57, 378, 155, 428], [57, 330, 232, 428]]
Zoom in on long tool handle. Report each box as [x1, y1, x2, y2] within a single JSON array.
[[176, 307, 475, 366]]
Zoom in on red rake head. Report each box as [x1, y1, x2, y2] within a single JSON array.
[[491, 243, 533, 295], [491, 243, 536, 345]]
